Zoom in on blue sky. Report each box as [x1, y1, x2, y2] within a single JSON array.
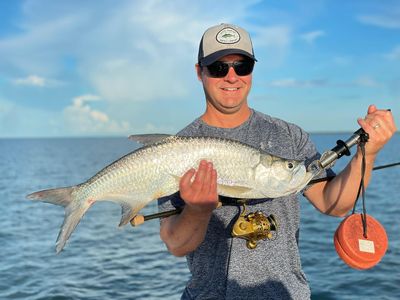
[[0, 0, 399, 137]]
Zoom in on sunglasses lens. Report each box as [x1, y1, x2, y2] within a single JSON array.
[[234, 60, 254, 76], [206, 60, 254, 78], [206, 61, 229, 77]]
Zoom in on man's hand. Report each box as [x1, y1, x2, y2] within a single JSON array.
[[179, 160, 219, 215], [159, 160, 219, 256], [306, 104, 396, 217], [357, 104, 397, 158]]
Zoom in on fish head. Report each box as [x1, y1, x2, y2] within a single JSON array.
[[255, 155, 311, 197]]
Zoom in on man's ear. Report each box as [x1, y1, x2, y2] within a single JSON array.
[[195, 63, 203, 81]]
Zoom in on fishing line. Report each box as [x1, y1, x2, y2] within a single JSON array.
[[352, 131, 368, 237], [307, 161, 400, 185]]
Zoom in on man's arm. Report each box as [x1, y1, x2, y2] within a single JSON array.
[[305, 105, 396, 217], [160, 160, 219, 257]]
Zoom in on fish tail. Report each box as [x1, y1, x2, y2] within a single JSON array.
[[27, 186, 90, 254], [27, 186, 76, 207]]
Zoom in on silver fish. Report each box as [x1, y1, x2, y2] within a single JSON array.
[[27, 134, 316, 253]]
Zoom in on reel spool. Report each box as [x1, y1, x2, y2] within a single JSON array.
[[334, 213, 388, 270]]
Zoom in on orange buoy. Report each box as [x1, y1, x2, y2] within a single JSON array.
[[334, 227, 380, 270], [334, 213, 388, 270]]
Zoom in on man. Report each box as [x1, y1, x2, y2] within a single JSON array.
[[158, 23, 396, 299]]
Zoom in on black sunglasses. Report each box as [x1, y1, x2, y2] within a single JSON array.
[[205, 59, 255, 78]]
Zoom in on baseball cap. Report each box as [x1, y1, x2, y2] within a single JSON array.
[[198, 23, 257, 66]]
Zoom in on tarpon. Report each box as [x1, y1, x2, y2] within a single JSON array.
[[27, 134, 316, 253]]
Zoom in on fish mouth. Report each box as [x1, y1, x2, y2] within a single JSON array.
[[287, 164, 314, 193], [291, 163, 305, 178], [302, 171, 315, 186], [283, 173, 314, 196]]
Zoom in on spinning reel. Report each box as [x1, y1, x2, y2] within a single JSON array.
[[231, 203, 278, 249]]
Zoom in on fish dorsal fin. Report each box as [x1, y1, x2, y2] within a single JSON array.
[[128, 134, 173, 146]]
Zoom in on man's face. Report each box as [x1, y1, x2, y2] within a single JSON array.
[[197, 54, 253, 115]]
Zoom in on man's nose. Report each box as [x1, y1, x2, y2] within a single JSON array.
[[224, 66, 239, 82]]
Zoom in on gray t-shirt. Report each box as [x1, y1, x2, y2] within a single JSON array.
[[158, 110, 333, 300]]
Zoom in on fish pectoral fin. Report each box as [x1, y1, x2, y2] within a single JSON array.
[[128, 134, 173, 146], [119, 203, 135, 227], [119, 201, 149, 227], [170, 174, 181, 182], [217, 184, 253, 196], [102, 193, 150, 227]]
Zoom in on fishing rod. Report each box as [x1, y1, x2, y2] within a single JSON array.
[[130, 128, 400, 227], [308, 162, 400, 185], [308, 126, 399, 184]]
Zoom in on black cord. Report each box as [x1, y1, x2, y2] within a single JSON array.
[[351, 140, 368, 238], [223, 206, 239, 298]]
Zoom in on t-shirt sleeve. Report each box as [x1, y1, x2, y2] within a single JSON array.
[[158, 192, 185, 213]]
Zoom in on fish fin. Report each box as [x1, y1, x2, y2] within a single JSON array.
[[128, 134, 173, 146], [27, 186, 89, 254], [119, 203, 133, 226], [170, 174, 181, 182], [170, 174, 253, 197], [56, 203, 90, 254], [217, 184, 253, 196], [26, 186, 76, 207], [103, 194, 150, 227], [119, 201, 148, 226]]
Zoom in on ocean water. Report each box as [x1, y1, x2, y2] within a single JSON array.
[[0, 134, 399, 300]]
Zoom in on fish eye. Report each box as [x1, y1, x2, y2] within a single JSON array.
[[287, 162, 294, 169]]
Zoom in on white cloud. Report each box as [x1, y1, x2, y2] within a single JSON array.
[[0, 0, 264, 104], [72, 94, 101, 106], [268, 77, 380, 89], [268, 78, 328, 88], [299, 30, 325, 44], [64, 94, 131, 135], [0, 0, 294, 136], [353, 76, 380, 88], [357, 6, 400, 29], [13, 75, 46, 86]]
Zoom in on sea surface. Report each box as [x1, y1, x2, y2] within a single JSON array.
[[1, 133, 399, 300]]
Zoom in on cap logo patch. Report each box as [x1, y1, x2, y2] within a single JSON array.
[[216, 27, 240, 44]]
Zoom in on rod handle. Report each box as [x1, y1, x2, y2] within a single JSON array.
[[130, 208, 182, 226]]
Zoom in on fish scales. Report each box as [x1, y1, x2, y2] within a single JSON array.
[[84, 136, 260, 200], [27, 135, 315, 253]]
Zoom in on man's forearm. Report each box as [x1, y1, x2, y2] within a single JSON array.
[[307, 149, 376, 217], [160, 206, 212, 257]]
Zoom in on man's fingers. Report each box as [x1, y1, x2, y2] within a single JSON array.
[[200, 162, 214, 195], [367, 104, 377, 114], [209, 169, 218, 199], [361, 106, 397, 134], [192, 160, 207, 187], [180, 160, 213, 200], [180, 168, 195, 190]]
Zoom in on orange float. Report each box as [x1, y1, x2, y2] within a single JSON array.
[[334, 213, 388, 270]]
